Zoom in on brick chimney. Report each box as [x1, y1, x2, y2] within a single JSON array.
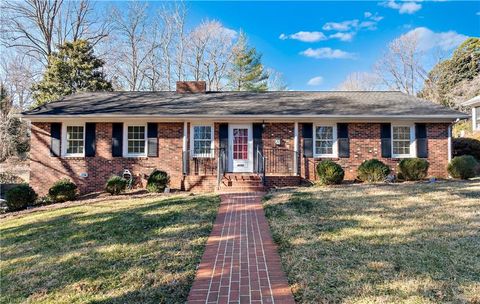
[[176, 81, 206, 93]]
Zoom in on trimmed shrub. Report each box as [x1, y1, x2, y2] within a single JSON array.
[[447, 155, 478, 179], [146, 170, 170, 193], [316, 160, 344, 185], [453, 137, 480, 161], [398, 158, 430, 181], [105, 175, 128, 195], [48, 179, 77, 203], [5, 184, 37, 211], [357, 159, 390, 182]]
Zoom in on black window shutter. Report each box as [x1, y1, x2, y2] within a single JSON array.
[[416, 123, 428, 158], [219, 123, 228, 150], [85, 123, 96, 157], [147, 123, 158, 157], [50, 122, 61, 157], [112, 123, 123, 157], [302, 123, 313, 158], [252, 123, 264, 172], [380, 123, 392, 158], [337, 123, 349, 158]]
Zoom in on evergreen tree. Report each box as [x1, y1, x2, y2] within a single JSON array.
[[419, 38, 480, 107], [228, 31, 269, 92], [32, 40, 112, 106]]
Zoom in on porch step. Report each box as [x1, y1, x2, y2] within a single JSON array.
[[217, 173, 265, 193]]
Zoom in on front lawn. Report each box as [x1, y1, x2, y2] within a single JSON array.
[[0, 194, 220, 304], [264, 181, 480, 303]]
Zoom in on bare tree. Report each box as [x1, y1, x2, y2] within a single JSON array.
[[266, 68, 288, 91], [337, 72, 382, 91], [1, 0, 109, 66], [0, 53, 37, 109], [109, 2, 153, 91], [186, 20, 236, 90], [374, 32, 427, 95]]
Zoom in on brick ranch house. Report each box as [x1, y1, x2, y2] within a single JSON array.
[[22, 81, 467, 195]]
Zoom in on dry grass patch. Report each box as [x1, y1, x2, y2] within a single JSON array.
[[264, 181, 480, 303], [0, 194, 220, 304]]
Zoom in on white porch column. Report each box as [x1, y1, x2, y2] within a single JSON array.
[[183, 122, 188, 153], [448, 124, 452, 162], [294, 122, 299, 175]]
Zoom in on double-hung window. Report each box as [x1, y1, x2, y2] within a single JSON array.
[[314, 125, 337, 157], [64, 124, 85, 157], [191, 125, 213, 157], [125, 125, 147, 157], [392, 125, 415, 158]]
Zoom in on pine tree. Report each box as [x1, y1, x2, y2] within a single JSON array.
[[32, 40, 112, 106], [228, 31, 269, 92]]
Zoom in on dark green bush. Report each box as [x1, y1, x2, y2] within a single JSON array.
[[48, 179, 77, 203], [453, 137, 480, 161], [316, 160, 345, 185], [357, 159, 390, 182], [146, 170, 170, 193], [447, 155, 478, 179], [398, 158, 430, 181], [105, 175, 128, 195], [5, 184, 37, 211]]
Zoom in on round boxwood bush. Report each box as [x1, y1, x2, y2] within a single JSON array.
[[453, 137, 480, 161], [105, 175, 128, 195], [146, 170, 170, 193], [5, 184, 37, 211], [48, 179, 77, 203], [316, 160, 344, 185], [447, 155, 478, 179], [398, 158, 430, 181], [357, 159, 390, 182]]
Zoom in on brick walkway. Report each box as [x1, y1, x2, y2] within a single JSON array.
[[188, 192, 295, 304]]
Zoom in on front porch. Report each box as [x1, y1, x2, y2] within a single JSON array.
[[180, 122, 301, 192]]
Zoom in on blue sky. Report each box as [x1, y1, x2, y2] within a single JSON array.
[[109, 1, 480, 90]]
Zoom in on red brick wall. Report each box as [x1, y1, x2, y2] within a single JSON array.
[[300, 123, 450, 181], [30, 121, 451, 195], [30, 122, 185, 195]]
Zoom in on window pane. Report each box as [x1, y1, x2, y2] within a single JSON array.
[[315, 126, 333, 155], [66, 126, 84, 155], [392, 126, 411, 155], [193, 126, 212, 155], [127, 126, 145, 154]]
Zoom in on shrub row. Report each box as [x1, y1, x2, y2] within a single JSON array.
[[105, 169, 170, 195], [315, 154, 477, 186]]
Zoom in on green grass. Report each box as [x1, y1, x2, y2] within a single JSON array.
[[0, 194, 220, 304], [264, 181, 480, 303]]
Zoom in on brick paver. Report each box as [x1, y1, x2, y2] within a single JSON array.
[[188, 192, 295, 304]]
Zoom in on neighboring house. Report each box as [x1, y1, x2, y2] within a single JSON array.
[[22, 81, 467, 194], [462, 95, 480, 132]]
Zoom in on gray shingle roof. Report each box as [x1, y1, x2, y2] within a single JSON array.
[[23, 91, 467, 119]]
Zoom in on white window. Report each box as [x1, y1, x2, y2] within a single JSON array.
[[63, 124, 85, 157], [392, 125, 415, 158], [191, 125, 213, 157], [124, 124, 147, 157], [314, 124, 337, 157]]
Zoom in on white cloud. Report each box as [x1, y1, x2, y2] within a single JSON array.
[[381, 1, 422, 14], [279, 31, 327, 42], [359, 21, 378, 30], [300, 47, 355, 59], [307, 76, 324, 86], [323, 20, 359, 31], [364, 11, 373, 18], [476, 11, 480, 16], [402, 27, 468, 51], [329, 32, 355, 42]]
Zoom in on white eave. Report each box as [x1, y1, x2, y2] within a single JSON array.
[[462, 95, 480, 107]]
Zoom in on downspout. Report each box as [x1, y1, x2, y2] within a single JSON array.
[[294, 122, 299, 176], [447, 123, 452, 163]]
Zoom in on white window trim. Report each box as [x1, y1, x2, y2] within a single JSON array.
[[123, 123, 147, 158], [391, 124, 416, 158], [473, 106, 480, 131], [190, 123, 214, 158], [62, 122, 85, 157], [313, 124, 338, 158]]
